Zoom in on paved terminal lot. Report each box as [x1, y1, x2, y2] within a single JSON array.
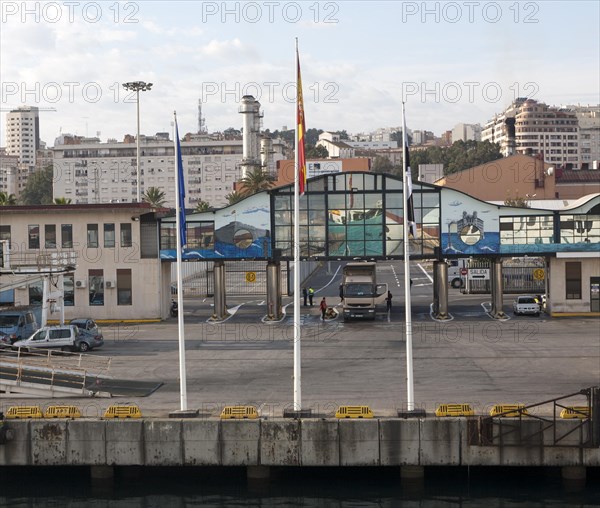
[[2, 262, 599, 418], [2, 299, 598, 418]]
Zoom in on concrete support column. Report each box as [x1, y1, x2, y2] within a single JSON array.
[[433, 261, 449, 319], [213, 260, 228, 320], [490, 258, 505, 319], [266, 261, 282, 320]]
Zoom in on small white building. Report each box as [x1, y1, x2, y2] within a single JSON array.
[[0, 203, 170, 320]]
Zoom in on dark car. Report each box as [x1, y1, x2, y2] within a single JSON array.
[[69, 318, 104, 343]]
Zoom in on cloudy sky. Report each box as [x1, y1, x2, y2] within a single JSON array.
[[1, 1, 598, 145]]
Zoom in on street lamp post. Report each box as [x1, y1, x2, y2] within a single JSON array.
[[122, 81, 153, 202]]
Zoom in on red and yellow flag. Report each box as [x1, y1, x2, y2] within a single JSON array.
[[297, 49, 307, 195]]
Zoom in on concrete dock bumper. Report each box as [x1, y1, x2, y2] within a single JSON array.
[[0, 418, 598, 470]]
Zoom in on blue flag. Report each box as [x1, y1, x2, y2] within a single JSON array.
[[175, 118, 187, 248]]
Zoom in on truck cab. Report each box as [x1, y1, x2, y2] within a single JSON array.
[[342, 262, 387, 321]]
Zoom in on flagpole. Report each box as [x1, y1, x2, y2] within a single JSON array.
[[174, 111, 188, 411], [402, 102, 415, 412], [293, 38, 302, 411]]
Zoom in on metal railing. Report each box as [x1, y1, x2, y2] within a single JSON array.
[[467, 387, 599, 448]]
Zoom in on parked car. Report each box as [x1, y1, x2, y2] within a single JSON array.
[[0, 309, 39, 344], [0, 332, 12, 349], [69, 318, 103, 342], [13, 325, 104, 352], [513, 295, 541, 316]]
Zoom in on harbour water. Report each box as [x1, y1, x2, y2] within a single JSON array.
[[1, 466, 599, 507]]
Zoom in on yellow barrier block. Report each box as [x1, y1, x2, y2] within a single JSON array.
[[220, 406, 258, 419], [6, 406, 43, 419], [560, 406, 590, 419], [103, 405, 142, 419], [335, 405, 374, 418], [44, 405, 82, 419], [490, 404, 529, 417], [435, 404, 474, 417]]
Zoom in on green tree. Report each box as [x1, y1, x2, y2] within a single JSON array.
[[305, 144, 329, 159], [334, 130, 349, 140], [19, 166, 53, 205], [194, 200, 212, 212], [371, 155, 399, 175], [404, 141, 502, 176], [53, 197, 72, 204], [225, 191, 244, 205], [223, 127, 241, 138], [0, 192, 17, 205], [504, 191, 531, 208], [142, 187, 167, 207], [239, 168, 275, 197], [305, 128, 323, 146]]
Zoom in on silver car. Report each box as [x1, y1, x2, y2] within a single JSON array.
[[13, 325, 104, 352]]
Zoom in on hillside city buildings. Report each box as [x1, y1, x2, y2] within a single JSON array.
[[1, 98, 598, 207]]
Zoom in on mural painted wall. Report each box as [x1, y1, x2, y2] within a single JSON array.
[[160, 191, 272, 260]]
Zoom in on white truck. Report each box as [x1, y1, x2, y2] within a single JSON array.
[[447, 258, 468, 288], [341, 262, 388, 321]]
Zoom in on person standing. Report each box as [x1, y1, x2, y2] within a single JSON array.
[[339, 284, 344, 302], [386, 290, 392, 312], [308, 286, 315, 306], [302, 287, 308, 306], [320, 297, 327, 320]]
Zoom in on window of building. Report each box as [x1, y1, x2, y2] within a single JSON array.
[[64, 274, 74, 306], [28, 225, 40, 249], [104, 223, 115, 248], [89, 269, 104, 305], [565, 262, 581, 300], [0, 225, 10, 242], [45, 224, 57, 249], [117, 269, 132, 305], [87, 224, 99, 248], [29, 280, 43, 305], [61, 224, 73, 248], [120, 223, 132, 247]]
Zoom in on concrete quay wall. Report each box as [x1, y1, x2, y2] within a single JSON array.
[[0, 418, 598, 468]]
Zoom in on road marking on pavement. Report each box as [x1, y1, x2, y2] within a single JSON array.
[[428, 303, 454, 322], [417, 263, 433, 283], [314, 265, 342, 293]]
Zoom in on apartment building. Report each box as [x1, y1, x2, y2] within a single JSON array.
[[515, 99, 579, 168], [451, 123, 482, 143], [5, 106, 40, 167], [52, 135, 245, 208], [483, 99, 586, 169], [571, 105, 600, 169]]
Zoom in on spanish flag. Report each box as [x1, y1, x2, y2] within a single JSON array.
[[297, 48, 307, 195]]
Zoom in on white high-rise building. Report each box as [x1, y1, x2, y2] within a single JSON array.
[[570, 105, 600, 170], [515, 100, 579, 169], [5, 106, 40, 167], [52, 136, 244, 208], [483, 99, 581, 168], [451, 123, 482, 143]]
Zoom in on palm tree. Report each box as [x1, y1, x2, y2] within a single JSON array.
[[225, 191, 244, 206], [195, 200, 212, 213], [0, 192, 17, 205], [142, 187, 167, 207], [238, 168, 275, 197], [53, 197, 72, 204]]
